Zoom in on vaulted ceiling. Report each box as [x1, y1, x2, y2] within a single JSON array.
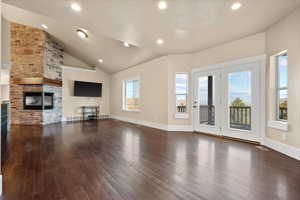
[[3, 0, 300, 73]]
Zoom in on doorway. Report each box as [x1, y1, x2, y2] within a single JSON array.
[[192, 56, 265, 142]]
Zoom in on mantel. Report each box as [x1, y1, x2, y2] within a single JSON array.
[[14, 77, 62, 87]]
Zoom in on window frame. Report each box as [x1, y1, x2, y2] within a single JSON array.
[[275, 50, 288, 121], [175, 73, 189, 119], [122, 77, 140, 112]]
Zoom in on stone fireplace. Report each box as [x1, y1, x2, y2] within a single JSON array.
[[10, 23, 63, 125]]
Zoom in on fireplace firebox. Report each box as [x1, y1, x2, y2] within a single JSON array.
[[23, 92, 54, 110]]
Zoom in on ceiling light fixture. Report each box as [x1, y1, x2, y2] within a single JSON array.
[[156, 38, 164, 45], [231, 2, 242, 10], [77, 29, 88, 39], [158, 1, 168, 10], [123, 42, 130, 47], [41, 24, 48, 29], [71, 3, 81, 12], [98, 59, 103, 63]]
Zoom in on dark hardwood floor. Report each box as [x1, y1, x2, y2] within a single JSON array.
[[1, 120, 300, 200]]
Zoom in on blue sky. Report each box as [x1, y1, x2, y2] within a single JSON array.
[[228, 70, 251, 105], [132, 55, 288, 104], [198, 71, 252, 106], [278, 54, 288, 100], [126, 80, 140, 98], [197, 54, 288, 106], [176, 74, 188, 101]]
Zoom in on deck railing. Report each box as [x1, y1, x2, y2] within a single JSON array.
[[199, 105, 252, 130], [199, 105, 215, 125], [229, 106, 251, 130], [177, 106, 187, 113], [279, 107, 287, 120]]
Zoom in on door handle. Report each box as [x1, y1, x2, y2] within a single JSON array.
[[193, 101, 198, 109]]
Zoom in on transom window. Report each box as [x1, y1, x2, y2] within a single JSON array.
[[276, 51, 288, 121], [123, 79, 140, 111], [175, 73, 188, 114]]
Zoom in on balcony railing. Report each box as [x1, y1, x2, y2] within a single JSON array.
[[177, 106, 187, 113], [229, 106, 251, 130], [199, 105, 215, 125], [279, 107, 287, 120], [199, 105, 251, 130]]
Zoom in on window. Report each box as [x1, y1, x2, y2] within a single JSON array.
[[175, 73, 188, 117], [123, 79, 140, 111], [276, 51, 288, 121]]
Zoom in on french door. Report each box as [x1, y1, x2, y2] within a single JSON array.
[[193, 58, 264, 142]]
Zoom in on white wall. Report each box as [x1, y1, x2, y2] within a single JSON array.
[[110, 33, 266, 128], [165, 33, 266, 127], [110, 57, 169, 125], [63, 52, 92, 70], [266, 7, 300, 148], [62, 66, 110, 120]]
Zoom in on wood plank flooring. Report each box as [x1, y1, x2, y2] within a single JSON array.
[[1, 120, 300, 200]]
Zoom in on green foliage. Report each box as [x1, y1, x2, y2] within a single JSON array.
[[279, 100, 287, 108], [231, 98, 246, 107]]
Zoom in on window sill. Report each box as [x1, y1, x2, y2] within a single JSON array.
[[122, 109, 140, 113], [267, 120, 288, 131], [175, 113, 189, 119]]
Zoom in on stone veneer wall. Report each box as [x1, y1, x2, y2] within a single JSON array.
[[44, 36, 63, 80], [42, 33, 63, 124], [10, 22, 63, 125], [43, 85, 62, 125]]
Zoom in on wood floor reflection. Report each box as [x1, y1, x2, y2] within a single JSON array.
[[1, 120, 300, 200]]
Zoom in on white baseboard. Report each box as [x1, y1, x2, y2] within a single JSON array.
[[262, 137, 300, 160], [167, 125, 193, 132], [110, 115, 193, 132], [111, 115, 169, 131]]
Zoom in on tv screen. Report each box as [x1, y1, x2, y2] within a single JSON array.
[[74, 81, 102, 97]]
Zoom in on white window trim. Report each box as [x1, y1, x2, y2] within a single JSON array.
[[267, 120, 288, 131], [267, 50, 288, 131], [122, 77, 141, 112], [275, 50, 288, 122], [175, 113, 189, 119], [175, 72, 189, 119]]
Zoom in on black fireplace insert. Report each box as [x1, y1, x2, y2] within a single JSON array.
[[23, 92, 54, 110]]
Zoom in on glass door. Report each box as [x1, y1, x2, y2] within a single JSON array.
[[222, 63, 260, 142], [193, 60, 263, 142], [193, 71, 221, 135]]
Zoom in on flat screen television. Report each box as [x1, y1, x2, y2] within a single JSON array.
[[74, 81, 102, 97]]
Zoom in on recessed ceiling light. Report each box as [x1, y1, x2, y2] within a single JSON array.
[[231, 2, 242, 10], [41, 24, 48, 29], [156, 38, 164, 45], [98, 59, 103, 63], [158, 1, 168, 10], [77, 29, 88, 39], [71, 3, 81, 12], [123, 42, 130, 47]]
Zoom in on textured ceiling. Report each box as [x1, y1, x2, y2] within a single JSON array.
[[3, 0, 300, 73]]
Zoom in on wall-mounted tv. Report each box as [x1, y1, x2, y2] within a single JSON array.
[[74, 81, 102, 97]]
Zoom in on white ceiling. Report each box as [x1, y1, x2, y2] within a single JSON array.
[[3, 0, 300, 73]]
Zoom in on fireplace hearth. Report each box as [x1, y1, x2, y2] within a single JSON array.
[[23, 92, 54, 110]]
